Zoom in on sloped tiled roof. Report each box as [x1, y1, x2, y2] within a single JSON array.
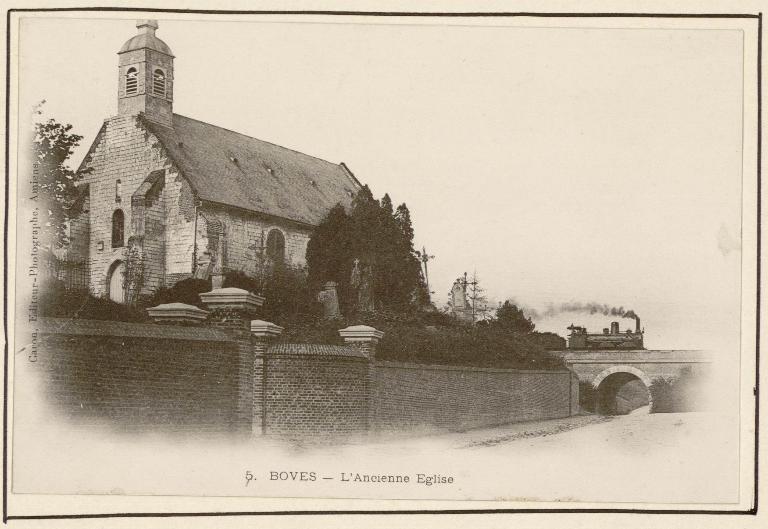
[[144, 114, 361, 226]]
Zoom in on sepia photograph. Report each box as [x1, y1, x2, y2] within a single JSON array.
[[1, 5, 761, 522]]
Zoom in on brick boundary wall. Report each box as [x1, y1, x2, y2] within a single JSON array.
[[37, 318, 242, 434], [372, 361, 577, 435], [35, 316, 578, 438], [261, 344, 370, 437]]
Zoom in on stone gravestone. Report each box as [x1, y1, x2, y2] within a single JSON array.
[[194, 251, 213, 280], [317, 281, 340, 319]]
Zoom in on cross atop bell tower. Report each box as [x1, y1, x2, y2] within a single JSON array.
[[137, 19, 159, 33], [117, 19, 174, 127]]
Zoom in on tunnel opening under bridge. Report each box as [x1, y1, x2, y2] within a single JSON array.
[[595, 371, 651, 416]]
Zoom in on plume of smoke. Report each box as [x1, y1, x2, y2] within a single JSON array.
[[542, 302, 639, 320]]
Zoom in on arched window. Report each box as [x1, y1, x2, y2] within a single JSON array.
[[266, 229, 285, 263], [115, 179, 122, 202], [112, 210, 125, 248], [153, 69, 166, 97], [125, 67, 138, 95]]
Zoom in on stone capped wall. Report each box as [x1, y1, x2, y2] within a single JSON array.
[[37, 318, 242, 434], [35, 317, 578, 438]]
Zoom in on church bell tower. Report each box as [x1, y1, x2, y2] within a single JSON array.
[[117, 20, 174, 127]]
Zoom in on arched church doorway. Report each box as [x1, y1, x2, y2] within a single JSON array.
[[595, 371, 650, 415], [107, 261, 125, 304]]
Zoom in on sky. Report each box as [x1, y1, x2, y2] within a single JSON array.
[[17, 15, 746, 350]]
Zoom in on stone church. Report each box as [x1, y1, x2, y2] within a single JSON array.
[[68, 20, 361, 303]]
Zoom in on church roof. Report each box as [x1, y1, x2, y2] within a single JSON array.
[[119, 20, 173, 56], [119, 33, 173, 56], [143, 114, 361, 226]]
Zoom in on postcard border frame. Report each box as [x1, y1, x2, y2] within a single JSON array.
[[1, 6, 762, 522]]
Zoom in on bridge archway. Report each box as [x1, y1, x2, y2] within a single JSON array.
[[593, 366, 652, 415]]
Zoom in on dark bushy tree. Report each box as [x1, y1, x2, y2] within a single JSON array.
[[306, 186, 427, 315], [31, 107, 83, 250], [494, 301, 536, 334], [306, 204, 354, 312], [529, 331, 567, 350]]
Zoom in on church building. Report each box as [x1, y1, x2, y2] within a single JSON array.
[[68, 20, 361, 303]]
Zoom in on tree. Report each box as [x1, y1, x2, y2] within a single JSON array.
[[306, 188, 427, 315], [306, 203, 353, 312], [494, 300, 536, 334], [380, 193, 394, 215], [394, 203, 414, 243], [528, 331, 566, 350], [465, 271, 492, 323], [31, 105, 83, 250]]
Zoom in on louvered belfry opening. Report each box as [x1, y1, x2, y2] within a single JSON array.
[[126, 67, 138, 95], [153, 69, 165, 97]]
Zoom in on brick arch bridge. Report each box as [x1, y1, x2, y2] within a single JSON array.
[[558, 350, 712, 415]]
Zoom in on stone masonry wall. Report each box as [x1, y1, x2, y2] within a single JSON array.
[[372, 361, 575, 434], [73, 114, 314, 297], [74, 114, 190, 297], [196, 203, 312, 276], [162, 167, 197, 282]]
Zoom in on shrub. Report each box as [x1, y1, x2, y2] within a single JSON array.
[[222, 270, 260, 293], [144, 277, 212, 308], [649, 370, 699, 413], [224, 266, 321, 327], [275, 307, 565, 370], [39, 279, 146, 322]]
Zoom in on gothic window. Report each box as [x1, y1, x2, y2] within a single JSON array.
[[153, 69, 166, 97], [125, 67, 138, 95], [112, 209, 125, 248], [266, 229, 285, 263]]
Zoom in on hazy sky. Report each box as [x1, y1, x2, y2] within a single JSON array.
[[17, 16, 745, 349]]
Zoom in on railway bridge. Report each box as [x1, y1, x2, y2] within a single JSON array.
[[558, 349, 712, 415]]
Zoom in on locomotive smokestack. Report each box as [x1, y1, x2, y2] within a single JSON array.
[[635, 315, 641, 333]]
